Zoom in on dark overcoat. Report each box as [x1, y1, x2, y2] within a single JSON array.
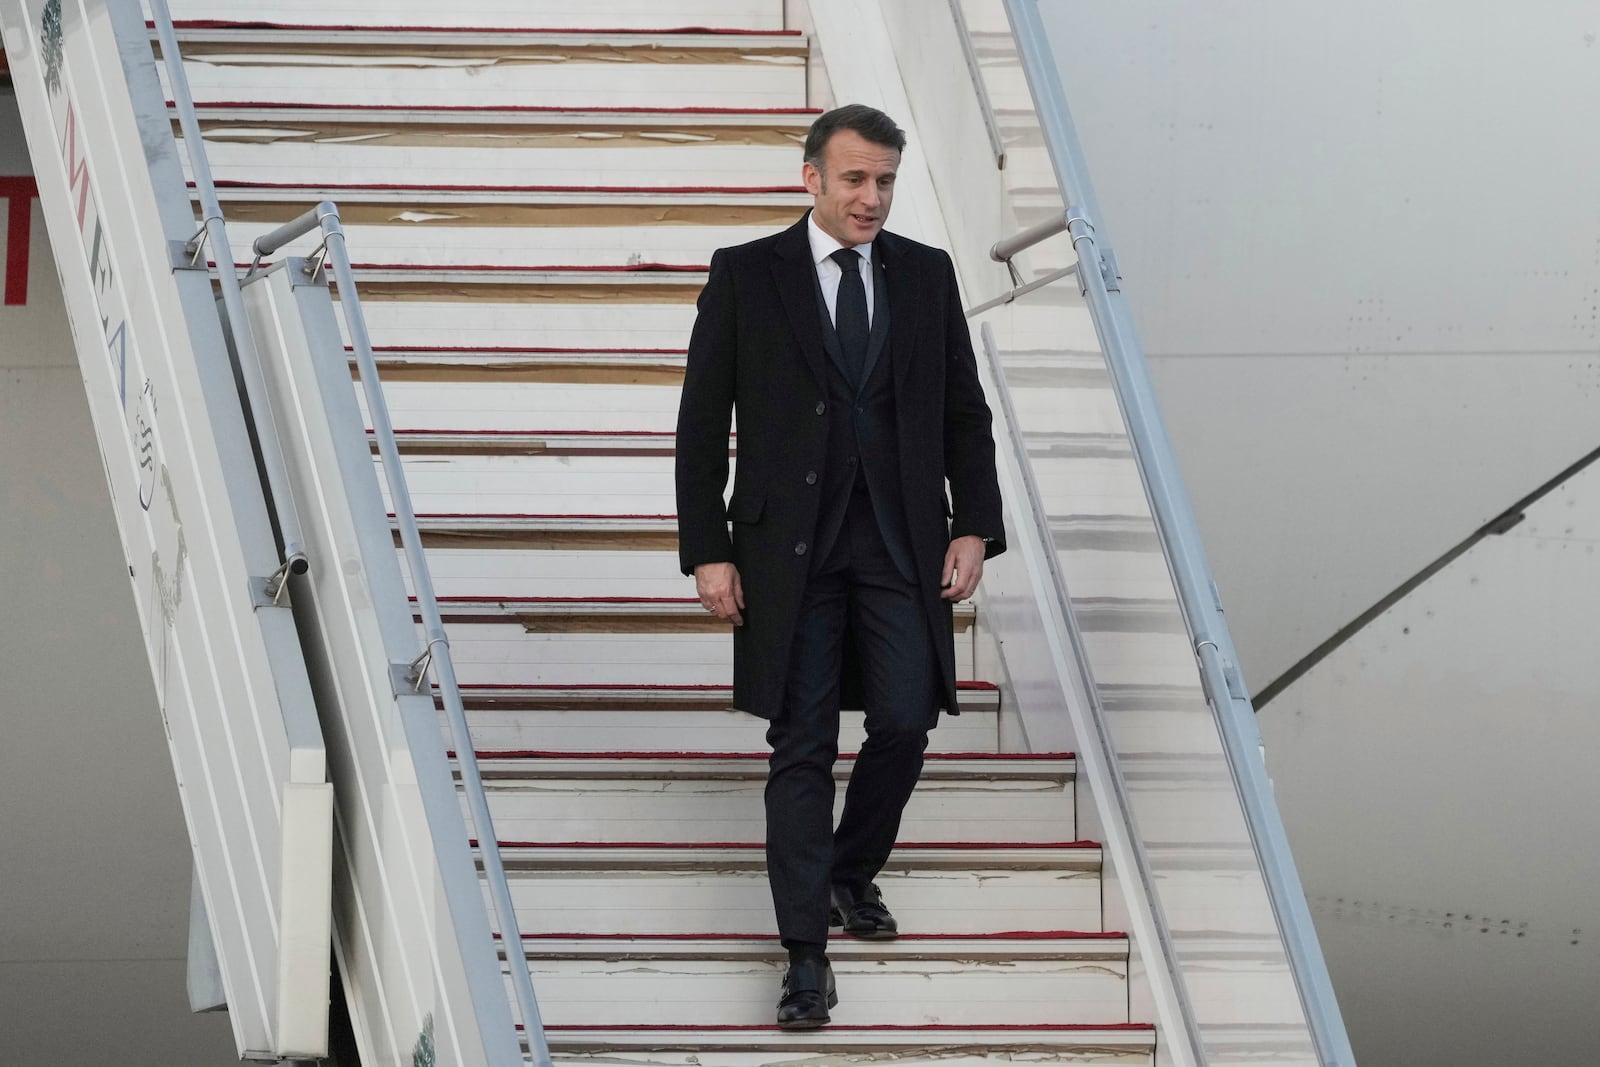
[[675, 213, 1006, 720]]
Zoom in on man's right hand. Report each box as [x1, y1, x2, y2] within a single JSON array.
[[695, 562, 745, 626]]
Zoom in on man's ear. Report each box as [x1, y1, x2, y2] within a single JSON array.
[[802, 161, 823, 197]]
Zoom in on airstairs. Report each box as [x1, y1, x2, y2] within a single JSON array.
[[0, 0, 1353, 1064]]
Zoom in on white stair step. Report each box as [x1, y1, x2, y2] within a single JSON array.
[[429, 596, 976, 631], [162, 50, 800, 115], [444, 682, 1003, 753], [370, 379, 684, 433], [511, 935, 1128, 1028], [335, 262, 708, 293], [382, 451, 692, 515], [341, 298, 698, 352], [541, 1025, 1154, 1066], [389, 428, 682, 455], [409, 514, 679, 549], [415, 547, 687, 599], [1079, 630, 1200, 689], [230, 218, 779, 269], [433, 626, 976, 687], [213, 180, 809, 208], [416, 547, 1062, 602], [158, 31, 806, 110], [151, 2, 790, 31], [160, 24, 804, 54], [193, 140, 805, 189], [497, 848, 1102, 936], [182, 103, 812, 187], [1050, 549, 1176, 603], [465, 753, 1075, 844]]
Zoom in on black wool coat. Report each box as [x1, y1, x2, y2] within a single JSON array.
[[675, 214, 1006, 720]]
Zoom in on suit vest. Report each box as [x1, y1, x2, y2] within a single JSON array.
[[810, 256, 916, 582]]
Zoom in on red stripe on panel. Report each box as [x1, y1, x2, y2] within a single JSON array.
[[1, 177, 38, 307]]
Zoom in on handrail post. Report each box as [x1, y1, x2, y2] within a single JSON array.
[[945, 0, 1008, 169], [999, 1, 1358, 1064]]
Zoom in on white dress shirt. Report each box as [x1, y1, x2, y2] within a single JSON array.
[[807, 213, 875, 328]]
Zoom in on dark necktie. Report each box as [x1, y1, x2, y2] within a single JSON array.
[[830, 248, 868, 384]]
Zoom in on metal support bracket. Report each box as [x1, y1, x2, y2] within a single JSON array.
[[302, 243, 331, 284], [1099, 243, 1123, 293], [285, 256, 330, 290], [251, 554, 308, 609], [247, 576, 289, 609], [168, 238, 210, 272], [392, 635, 446, 695], [1224, 663, 1248, 700], [389, 662, 424, 697]]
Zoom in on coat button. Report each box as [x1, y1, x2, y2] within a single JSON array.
[[805, 471, 817, 485], [794, 542, 808, 556], [848, 455, 858, 465], [815, 401, 826, 415]]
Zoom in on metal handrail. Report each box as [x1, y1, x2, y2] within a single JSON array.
[[998, 1, 1358, 1064], [964, 262, 1077, 317], [253, 204, 554, 1067], [150, 1, 307, 595], [148, 6, 552, 1061], [990, 211, 1068, 262], [946, 0, 1007, 169]]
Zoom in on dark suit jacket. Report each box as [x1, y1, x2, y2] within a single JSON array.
[[675, 213, 1006, 720]]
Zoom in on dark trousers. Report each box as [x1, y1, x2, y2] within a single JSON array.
[[764, 490, 938, 948]]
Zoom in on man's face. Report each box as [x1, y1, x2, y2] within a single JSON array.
[[803, 129, 899, 248]]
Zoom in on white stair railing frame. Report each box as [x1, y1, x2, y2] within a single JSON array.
[[146, 4, 553, 1062], [995, 1, 1359, 1063], [249, 203, 553, 1066]]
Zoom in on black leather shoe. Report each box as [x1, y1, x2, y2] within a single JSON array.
[[776, 956, 837, 1029], [829, 882, 899, 940]]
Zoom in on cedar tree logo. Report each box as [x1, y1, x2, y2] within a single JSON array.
[[40, 0, 64, 95]]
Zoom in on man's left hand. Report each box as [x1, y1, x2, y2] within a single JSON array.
[[940, 535, 986, 602]]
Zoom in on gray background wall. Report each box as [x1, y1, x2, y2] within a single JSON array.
[[1042, 0, 1600, 687], [0, 88, 236, 1064]]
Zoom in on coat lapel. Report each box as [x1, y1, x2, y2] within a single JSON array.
[[880, 234, 919, 394], [772, 215, 829, 392], [857, 253, 891, 389]]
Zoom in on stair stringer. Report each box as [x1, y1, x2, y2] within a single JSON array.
[[239, 263, 523, 1066], [0, 0, 333, 1059]]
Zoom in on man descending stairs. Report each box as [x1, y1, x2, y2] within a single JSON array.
[[157, 0, 1155, 1060]]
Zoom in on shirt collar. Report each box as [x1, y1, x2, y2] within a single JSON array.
[[807, 212, 874, 269]]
